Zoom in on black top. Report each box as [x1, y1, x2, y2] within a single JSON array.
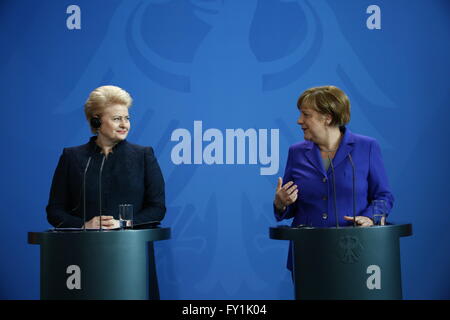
[[46, 137, 166, 228]]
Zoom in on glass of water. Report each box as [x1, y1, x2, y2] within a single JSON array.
[[372, 200, 387, 226], [118, 204, 133, 229]]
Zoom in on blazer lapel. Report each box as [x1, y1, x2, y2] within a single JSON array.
[[72, 142, 94, 173], [115, 141, 137, 178], [332, 128, 355, 169], [304, 141, 327, 177]]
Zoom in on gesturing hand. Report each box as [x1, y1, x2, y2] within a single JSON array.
[[274, 177, 298, 212]]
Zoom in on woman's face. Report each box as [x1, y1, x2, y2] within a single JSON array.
[[297, 105, 329, 143], [97, 104, 130, 143]]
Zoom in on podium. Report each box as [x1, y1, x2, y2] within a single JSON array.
[[270, 224, 412, 300], [28, 228, 170, 300]]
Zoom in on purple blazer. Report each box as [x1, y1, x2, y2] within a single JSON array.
[[274, 127, 394, 269]]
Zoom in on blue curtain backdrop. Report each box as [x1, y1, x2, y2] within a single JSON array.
[[1, 0, 449, 299]]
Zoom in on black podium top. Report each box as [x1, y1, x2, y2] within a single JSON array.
[[28, 227, 171, 245], [270, 223, 412, 241]]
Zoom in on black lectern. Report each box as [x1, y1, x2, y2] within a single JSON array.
[[270, 224, 412, 300], [28, 228, 170, 300]]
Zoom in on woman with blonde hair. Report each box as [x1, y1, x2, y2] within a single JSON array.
[[46, 85, 166, 229]]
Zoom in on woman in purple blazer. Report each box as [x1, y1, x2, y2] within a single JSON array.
[[274, 86, 394, 270]]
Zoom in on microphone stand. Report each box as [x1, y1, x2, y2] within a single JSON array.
[[348, 154, 357, 227], [328, 155, 340, 228], [82, 157, 92, 231], [98, 156, 106, 231]]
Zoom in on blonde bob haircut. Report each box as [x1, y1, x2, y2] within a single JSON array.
[[297, 85, 350, 127], [84, 85, 133, 133]]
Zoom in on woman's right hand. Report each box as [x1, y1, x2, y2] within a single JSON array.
[[84, 216, 117, 229], [274, 177, 298, 212]]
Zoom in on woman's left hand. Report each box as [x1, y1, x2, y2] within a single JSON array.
[[344, 216, 374, 227]]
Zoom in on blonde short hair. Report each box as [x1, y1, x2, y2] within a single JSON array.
[[84, 85, 133, 133], [297, 86, 350, 127]]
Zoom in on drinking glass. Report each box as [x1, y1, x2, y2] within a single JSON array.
[[372, 200, 387, 226], [118, 204, 133, 229]]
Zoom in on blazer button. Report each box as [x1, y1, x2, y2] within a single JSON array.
[[322, 213, 328, 219], [322, 177, 327, 183], [322, 196, 328, 201]]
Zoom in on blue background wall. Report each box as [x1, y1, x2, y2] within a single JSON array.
[[1, 0, 449, 299]]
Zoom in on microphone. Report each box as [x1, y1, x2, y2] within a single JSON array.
[[82, 156, 92, 231], [98, 155, 106, 231], [328, 154, 340, 228], [348, 154, 357, 227]]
